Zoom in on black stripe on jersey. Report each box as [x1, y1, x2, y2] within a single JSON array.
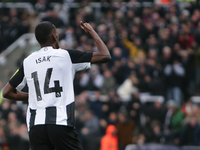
[[66, 102, 75, 126], [22, 84, 28, 104], [45, 107, 56, 124], [30, 109, 36, 129], [22, 84, 28, 93], [9, 63, 25, 88], [66, 49, 93, 63]]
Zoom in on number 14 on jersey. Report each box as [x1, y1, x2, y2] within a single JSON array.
[[31, 68, 63, 101]]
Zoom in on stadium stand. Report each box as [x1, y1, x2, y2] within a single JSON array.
[[1, 0, 200, 150]]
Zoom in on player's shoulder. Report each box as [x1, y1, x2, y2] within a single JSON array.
[[58, 48, 84, 57], [23, 51, 38, 62], [65, 48, 82, 54], [59, 48, 79, 54], [53, 48, 72, 58], [57, 48, 70, 54]]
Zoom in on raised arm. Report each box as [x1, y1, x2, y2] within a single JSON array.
[[80, 21, 111, 64]]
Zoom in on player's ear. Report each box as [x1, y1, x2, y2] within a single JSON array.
[[52, 33, 57, 41]]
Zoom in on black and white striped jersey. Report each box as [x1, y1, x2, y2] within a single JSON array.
[[9, 46, 93, 131]]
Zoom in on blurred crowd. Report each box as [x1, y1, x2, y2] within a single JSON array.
[[1, 0, 200, 150], [0, 7, 30, 53]]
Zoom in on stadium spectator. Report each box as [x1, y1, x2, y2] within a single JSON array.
[[117, 73, 138, 102], [100, 125, 118, 150], [164, 59, 185, 105], [2, 0, 200, 149], [101, 69, 116, 95], [116, 112, 135, 150], [180, 116, 200, 146], [143, 100, 167, 125], [80, 64, 104, 91], [81, 110, 101, 150], [0, 7, 30, 53]]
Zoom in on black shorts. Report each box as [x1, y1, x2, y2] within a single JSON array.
[[29, 124, 83, 150]]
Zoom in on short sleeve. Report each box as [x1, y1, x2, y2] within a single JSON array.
[[72, 63, 91, 72], [9, 63, 25, 88], [66, 49, 93, 63], [16, 77, 27, 91]]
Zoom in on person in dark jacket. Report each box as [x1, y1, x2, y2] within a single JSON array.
[[164, 60, 185, 105], [180, 116, 200, 146]]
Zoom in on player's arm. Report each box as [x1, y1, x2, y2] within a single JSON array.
[[3, 64, 28, 101], [80, 21, 111, 64], [3, 83, 28, 101]]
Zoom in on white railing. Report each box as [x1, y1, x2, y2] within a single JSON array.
[[140, 95, 164, 103], [0, 2, 34, 14], [1, 33, 34, 57], [0, 33, 34, 66], [191, 96, 200, 103]]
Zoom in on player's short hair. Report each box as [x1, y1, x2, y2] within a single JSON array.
[[35, 21, 55, 45]]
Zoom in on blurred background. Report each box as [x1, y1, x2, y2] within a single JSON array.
[[1, 0, 200, 150]]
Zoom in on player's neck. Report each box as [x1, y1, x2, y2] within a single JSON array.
[[41, 43, 56, 49]]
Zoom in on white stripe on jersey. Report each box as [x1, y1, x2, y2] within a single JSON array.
[[16, 77, 26, 91], [34, 108, 45, 125], [56, 106, 67, 125]]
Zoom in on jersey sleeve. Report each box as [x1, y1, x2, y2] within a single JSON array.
[[66, 49, 93, 63], [9, 63, 25, 88], [16, 77, 27, 91], [72, 63, 91, 72]]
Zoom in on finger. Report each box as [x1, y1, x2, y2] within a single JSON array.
[[83, 23, 90, 30], [80, 26, 84, 29], [80, 21, 84, 26], [84, 23, 88, 27], [81, 21, 88, 28], [80, 21, 86, 30]]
